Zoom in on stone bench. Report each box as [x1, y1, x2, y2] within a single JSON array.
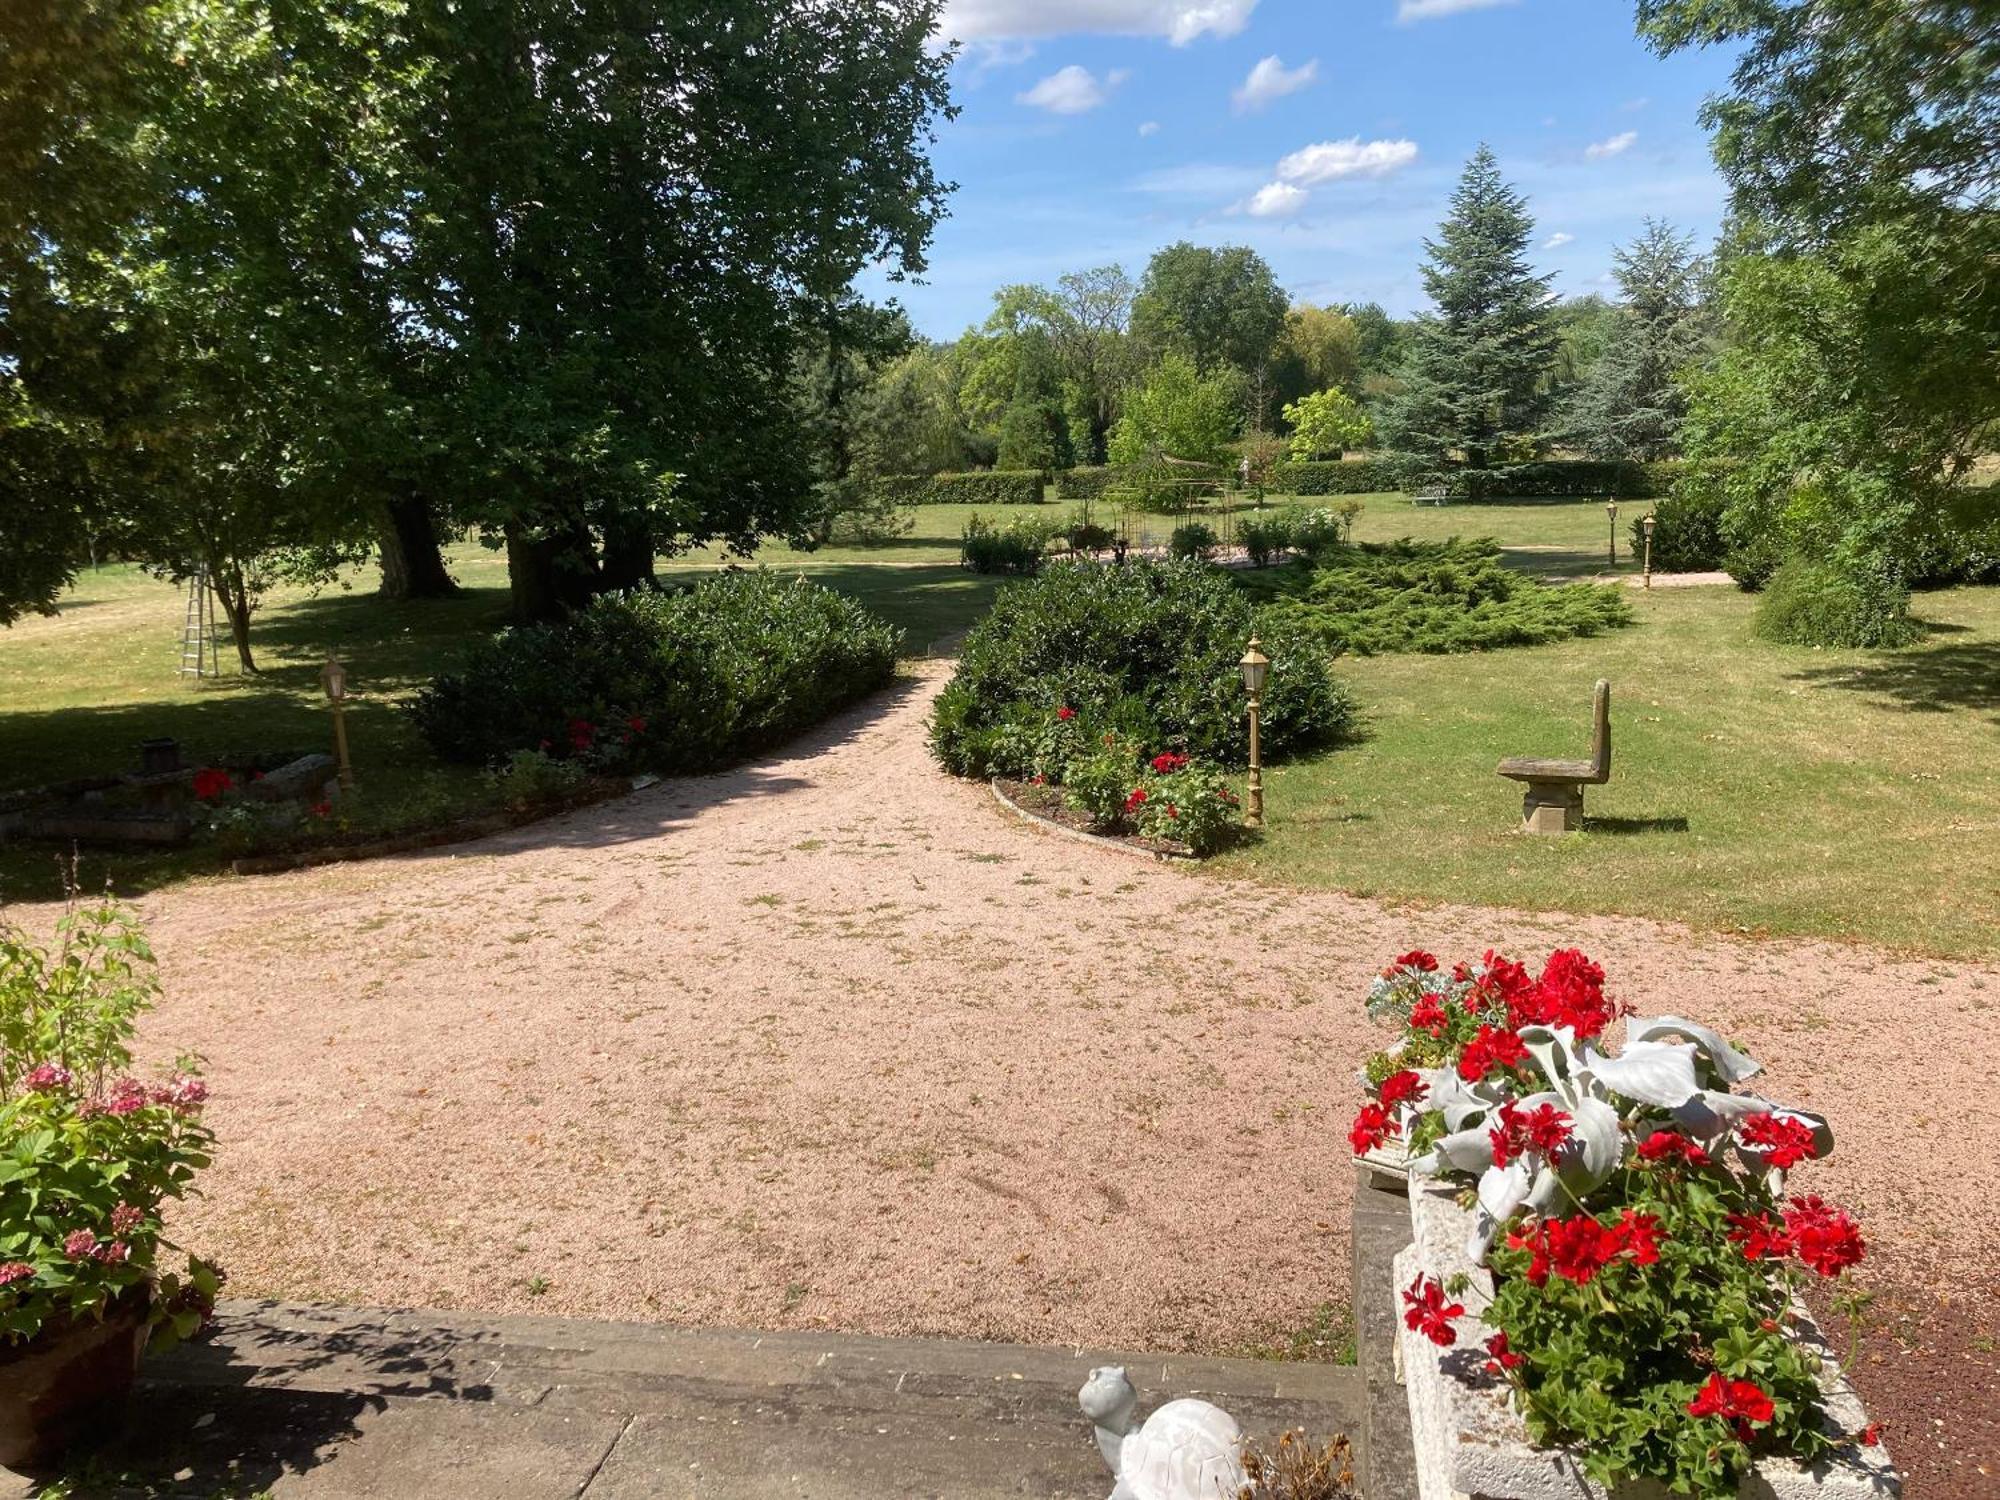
[[1497, 679, 1610, 834]]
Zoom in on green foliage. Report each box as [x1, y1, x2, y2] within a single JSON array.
[[1131, 242, 1288, 379], [1, 896, 217, 1349], [1264, 460, 1402, 496], [1379, 147, 1560, 469], [1063, 514, 1118, 554], [868, 471, 1047, 507], [1239, 514, 1293, 568], [1450, 461, 1651, 499], [1910, 486, 2000, 588], [410, 572, 900, 771], [1062, 736, 1143, 829], [1170, 522, 1218, 561], [996, 397, 1072, 472], [849, 346, 969, 479], [1562, 220, 1712, 461], [1282, 388, 1375, 460], [1637, 487, 1728, 572], [485, 748, 587, 812], [928, 560, 1352, 779], [960, 513, 1061, 576], [1108, 355, 1244, 468], [1239, 539, 1634, 656], [1133, 760, 1240, 855], [1270, 305, 1365, 416], [1053, 466, 1126, 501], [1754, 557, 1920, 650]]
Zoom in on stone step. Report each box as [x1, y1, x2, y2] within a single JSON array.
[[1351, 1170, 1419, 1500]]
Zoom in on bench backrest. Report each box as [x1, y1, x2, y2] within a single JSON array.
[[1590, 678, 1611, 779]]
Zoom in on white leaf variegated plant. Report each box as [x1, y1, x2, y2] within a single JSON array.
[[1404, 1016, 1833, 1264]]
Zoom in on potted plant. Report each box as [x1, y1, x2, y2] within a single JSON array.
[[1, 895, 221, 1471], [1350, 948, 1898, 1500]]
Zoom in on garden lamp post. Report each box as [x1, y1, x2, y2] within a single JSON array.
[[320, 648, 355, 793], [1239, 635, 1271, 829], [1642, 513, 1657, 590], [1605, 499, 1619, 569]]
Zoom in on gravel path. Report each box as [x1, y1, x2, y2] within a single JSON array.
[[58, 663, 2000, 1492]]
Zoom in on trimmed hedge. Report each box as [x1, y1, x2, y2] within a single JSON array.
[[1054, 465, 1125, 501], [1445, 459, 1733, 500], [1633, 487, 1728, 572], [411, 572, 900, 772], [1266, 459, 1403, 496], [928, 559, 1352, 779], [867, 470, 1047, 506]]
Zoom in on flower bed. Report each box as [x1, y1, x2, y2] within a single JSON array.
[[1349, 949, 1898, 1500]]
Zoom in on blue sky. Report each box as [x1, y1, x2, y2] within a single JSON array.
[[879, 0, 1739, 338]]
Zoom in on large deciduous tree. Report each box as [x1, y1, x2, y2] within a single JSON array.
[[1379, 147, 1558, 470], [1563, 220, 1711, 461], [1131, 243, 1288, 386]]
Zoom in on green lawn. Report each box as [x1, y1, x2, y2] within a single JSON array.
[[1210, 581, 2000, 959]]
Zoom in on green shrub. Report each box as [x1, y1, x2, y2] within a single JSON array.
[[961, 512, 1060, 575], [1062, 736, 1142, 828], [1288, 508, 1347, 561], [1236, 539, 1634, 656], [928, 560, 1352, 779], [1753, 557, 1919, 648], [867, 470, 1046, 507], [1266, 459, 1400, 496], [1635, 488, 1728, 572], [1239, 512, 1295, 567], [1170, 521, 1218, 560], [1132, 757, 1239, 855], [410, 573, 900, 771], [1063, 512, 1118, 554], [485, 748, 587, 811], [1054, 465, 1125, 501], [1910, 485, 2000, 587]]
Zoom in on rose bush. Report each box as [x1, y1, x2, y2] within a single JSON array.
[[1, 898, 219, 1350], [1351, 948, 1873, 1500]]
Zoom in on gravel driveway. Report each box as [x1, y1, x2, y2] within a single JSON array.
[[61, 663, 1999, 1494]]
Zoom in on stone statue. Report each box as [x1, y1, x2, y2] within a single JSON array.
[[1078, 1365, 1248, 1500]]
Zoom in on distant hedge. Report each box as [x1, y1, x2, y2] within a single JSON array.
[[1445, 459, 1731, 500], [867, 470, 1047, 506], [1266, 460, 1403, 496], [1054, 465, 1125, 501]]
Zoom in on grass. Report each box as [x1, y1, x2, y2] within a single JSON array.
[[1211, 582, 2000, 959], [0, 547, 999, 901]]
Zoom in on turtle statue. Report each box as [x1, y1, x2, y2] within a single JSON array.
[[1078, 1365, 1247, 1500]]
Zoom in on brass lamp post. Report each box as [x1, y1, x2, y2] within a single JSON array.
[[320, 648, 355, 793], [1642, 512, 1657, 590], [1605, 498, 1619, 569], [1239, 635, 1271, 829]]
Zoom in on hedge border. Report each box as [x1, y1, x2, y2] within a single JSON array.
[[867, 470, 1048, 506]]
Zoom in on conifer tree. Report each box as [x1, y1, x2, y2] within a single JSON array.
[[1563, 220, 1711, 461]]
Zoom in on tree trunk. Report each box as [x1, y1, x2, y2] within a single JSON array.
[[378, 498, 458, 599], [598, 508, 656, 593], [505, 523, 597, 623], [210, 559, 258, 673]]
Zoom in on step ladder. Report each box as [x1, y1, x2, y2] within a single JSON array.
[[179, 567, 222, 678]]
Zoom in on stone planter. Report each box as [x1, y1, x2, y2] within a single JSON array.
[[0, 1292, 149, 1471], [1395, 1177, 1900, 1500]]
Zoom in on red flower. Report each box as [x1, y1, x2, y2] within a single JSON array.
[[1458, 1024, 1528, 1082], [309, 800, 332, 820], [1784, 1196, 1865, 1277], [1725, 1211, 1793, 1262], [1504, 948, 1615, 1038], [1483, 1331, 1524, 1374], [1740, 1112, 1820, 1169], [191, 768, 235, 801], [1123, 787, 1148, 814], [567, 718, 596, 752], [1614, 1209, 1663, 1266], [1377, 1070, 1428, 1110], [1635, 1130, 1711, 1168], [1393, 950, 1439, 973], [1056, 706, 1076, 721], [1150, 752, 1189, 775], [1687, 1372, 1775, 1436], [0, 1262, 34, 1288], [1408, 994, 1450, 1037], [1509, 1214, 1647, 1286], [1348, 1103, 1398, 1155], [1401, 1273, 1464, 1348], [1489, 1099, 1573, 1167], [626, 715, 647, 735], [1857, 1424, 1882, 1448]]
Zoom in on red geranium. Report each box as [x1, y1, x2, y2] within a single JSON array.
[[1348, 1103, 1397, 1154], [1725, 1210, 1792, 1262], [1488, 1099, 1573, 1167], [1377, 1070, 1428, 1109], [1783, 1196, 1865, 1277], [1458, 1024, 1528, 1082], [1687, 1372, 1774, 1439], [1483, 1331, 1524, 1374], [567, 717, 596, 752], [1503, 948, 1615, 1038], [1401, 1273, 1464, 1347], [1635, 1130, 1711, 1168], [1408, 994, 1450, 1037], [1149, 752, 1189, 774], [1123, 787, 1147, 814], [191, 768, 235, 801], [1614, 1209, 1663, 1265], [1393, 949, 1439, 973], [1739, 1112, 1819, 1169], [1056, 705, 1076, 721]]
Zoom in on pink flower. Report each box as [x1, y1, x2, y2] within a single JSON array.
[[103, 1078, 150, 1116], [0, 1262, 34, 1288], [110, 1203, 145, 1236], [97, 1240, 130, 1264], [149, 1075, 209, 1113], [23, 1063, 72, 1092], [64, 1229, 98, 1260], [1056, 706, 1076, 721]]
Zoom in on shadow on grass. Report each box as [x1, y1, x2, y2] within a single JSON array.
[[1788, 639, 2000, 720], [1584, 815, 1691, 836]]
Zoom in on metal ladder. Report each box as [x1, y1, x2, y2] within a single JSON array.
[[179, 567, 222, 677]]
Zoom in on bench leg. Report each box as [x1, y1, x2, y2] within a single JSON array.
[[1521, 781, 1584, 834]]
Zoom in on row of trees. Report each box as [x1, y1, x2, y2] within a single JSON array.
[[0, 0, 956, 657]]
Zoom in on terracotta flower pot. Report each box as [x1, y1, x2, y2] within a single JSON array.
[[0, 1291, 148, 1472]]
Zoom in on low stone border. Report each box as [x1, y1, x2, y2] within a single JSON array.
[[987, 778, 1196, 863]]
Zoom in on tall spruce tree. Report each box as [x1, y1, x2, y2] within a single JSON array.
[[1563, 220, 1711, 461], [1381, 147, 1558, 470]]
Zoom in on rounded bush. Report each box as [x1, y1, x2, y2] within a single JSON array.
[[1636, 488, 1727, 572], [1753, 557, 1919, 649]]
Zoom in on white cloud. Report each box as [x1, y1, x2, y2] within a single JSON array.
[[1017, 65, 1117, 114], [1396, 0, 1516, 21], [1243, 182, 1309, 218], [1622, 96, 1650, 112], [940, 0, 1255, 45], [1232, 55, 1319, 114], [1275, 137, 1419, 185], [1543, 231, 1574, 249], [960, 40, 1038, 76], [1138, 120, 1161, 137], [1585, 130, 1638, 160]]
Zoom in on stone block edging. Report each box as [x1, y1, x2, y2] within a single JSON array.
[[987, 779, 1196, 862]]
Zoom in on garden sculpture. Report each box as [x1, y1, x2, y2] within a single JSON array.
[[1496, 678, 1612, 834], [1078, 1366, 1247, 1500]]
